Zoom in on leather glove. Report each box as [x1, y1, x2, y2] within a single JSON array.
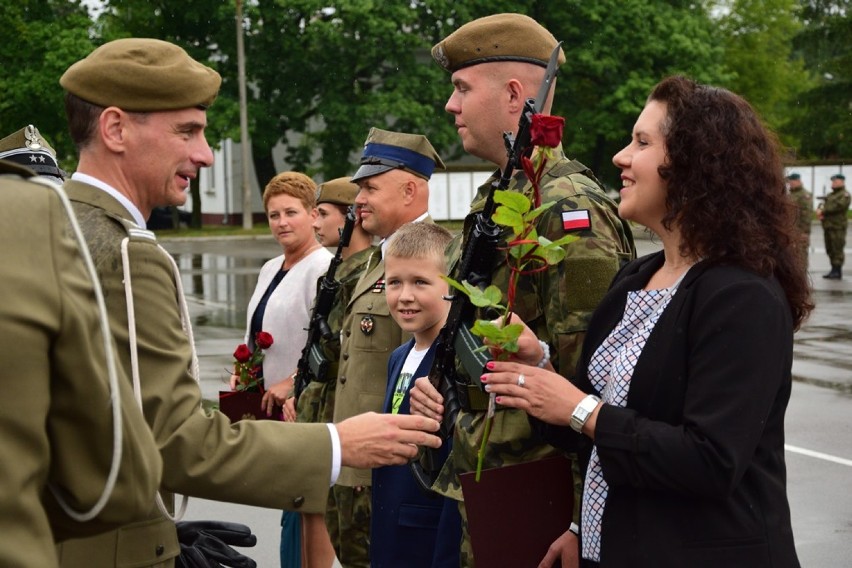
[[176, 520, 258, 568]]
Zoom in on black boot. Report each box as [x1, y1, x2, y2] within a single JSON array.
[[823, 265, 842, 279]]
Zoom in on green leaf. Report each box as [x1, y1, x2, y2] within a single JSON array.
[[470, 320, 504, 343], [442, 276, 471, 298], [493, 190, 531, 214], [549, 234, 581, 248], [492, 205, 525, 234], [524, 201, 557, 224]]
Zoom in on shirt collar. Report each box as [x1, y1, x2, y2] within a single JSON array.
[[71, 172, 147, 228]]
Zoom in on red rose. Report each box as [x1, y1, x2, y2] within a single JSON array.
[[233, 343, 252, 363], [530, 114, 564, 148], [255, 331, 274, 350]]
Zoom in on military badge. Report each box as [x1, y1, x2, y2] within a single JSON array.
[[24, 125, 42, 150], [372, 278, 385, 293], [360, 315, 375, 335], [562, 209, 591, 231]]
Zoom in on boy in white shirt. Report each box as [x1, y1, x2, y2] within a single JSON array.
[[371, 222, 461, 567]]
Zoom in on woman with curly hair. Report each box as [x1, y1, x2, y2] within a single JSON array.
[[444, 76, 813, 566]]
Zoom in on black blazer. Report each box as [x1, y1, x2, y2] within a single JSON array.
[[371, 340, 461, 568], [543, 251, 800, 567]]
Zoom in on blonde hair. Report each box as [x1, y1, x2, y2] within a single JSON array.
[[385, 223, 452, 272], [262, 171, 316, 211]]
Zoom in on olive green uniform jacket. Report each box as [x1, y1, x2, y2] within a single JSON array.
[[0, 167, 161, 567], [433, 148, 636, 501], [57, 180, 334, 568], [297, 246, 377, 424]]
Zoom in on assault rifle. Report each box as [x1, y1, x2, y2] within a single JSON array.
[[293, 205, 356, 403], [411, 43, 563, 491]]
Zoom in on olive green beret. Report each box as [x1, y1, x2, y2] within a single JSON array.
[[351, 127, 446, 183], [316, 177, 359, 206], [432, 13, 566, 72], [60, 38, 222, 112], [0, 125, 65, 182]]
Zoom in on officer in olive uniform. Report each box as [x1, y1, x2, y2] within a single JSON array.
[[786, 172, 813, 272], [296, 177, 376, 427], [294, 177, 375, 567], [0, 159, 161, 567], [328, 129, 445, 566], [419, 13, 636, 565], [55, 39, 442, 568], [0, 124, 66, 183], [818, 173, 850, 279]]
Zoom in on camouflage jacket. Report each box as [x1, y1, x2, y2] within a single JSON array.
[[789, 186, 813, 235], [434, 147, 636, 500], [821, 185, 850, 230]]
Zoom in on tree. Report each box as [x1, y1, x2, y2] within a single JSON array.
[[537, 0, 731, 184], [715, 0, 814, 152], [0, 0, 98, 169], [787, 0, 852, 158]]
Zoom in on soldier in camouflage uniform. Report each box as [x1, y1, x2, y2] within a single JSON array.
[[416, 13, 636, 566], [329, 128, 445, 567], [818, 173, 850, 279], [786, 173, 813, 273], [290, 177, 375, 567]]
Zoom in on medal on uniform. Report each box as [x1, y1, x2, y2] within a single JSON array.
[[372, 278, 385, 293], [360, 315, 375, 335]]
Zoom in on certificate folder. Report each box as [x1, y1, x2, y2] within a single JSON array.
[[460, 455, 573, 567]]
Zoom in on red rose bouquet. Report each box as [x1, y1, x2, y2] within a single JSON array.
[[232, 331, 274, 392]]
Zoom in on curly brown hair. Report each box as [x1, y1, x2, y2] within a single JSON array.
[[650, 75, 813, 328]]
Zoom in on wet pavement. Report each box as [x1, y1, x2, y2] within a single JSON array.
[[161, 224, 852, 566], [163, 225, 852, 399]]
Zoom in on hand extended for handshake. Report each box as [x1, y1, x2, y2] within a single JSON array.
[[336, 412, 441, 469]]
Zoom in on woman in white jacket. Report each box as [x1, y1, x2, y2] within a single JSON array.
[[238, 171, 332, 414], [233, 171, 333, 568]]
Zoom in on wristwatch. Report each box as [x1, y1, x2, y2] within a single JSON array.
[[570, 394, 601, 433]]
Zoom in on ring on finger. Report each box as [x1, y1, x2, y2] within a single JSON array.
[[517, 373, 526, 387]]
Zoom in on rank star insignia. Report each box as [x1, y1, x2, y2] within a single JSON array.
[[360, 315, 375, 335]]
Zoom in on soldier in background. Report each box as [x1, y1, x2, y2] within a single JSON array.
[[288, 177, 375, 568], [411, 13, 636, 566], [817, 173, 850, 279], [786, 172, 813, 273], [0, 124, 66, 183], [0, 160, 161, 567]]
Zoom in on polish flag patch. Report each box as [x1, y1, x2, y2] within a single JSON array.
[[562, 210, 591, 231]]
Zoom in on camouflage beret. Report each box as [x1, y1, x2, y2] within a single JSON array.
[[432, 13, 566, 72], [316, 177, 359, 206], [60, 38, 222, 112], [0, 125, 65, 182], [351, 127, 446, 183]]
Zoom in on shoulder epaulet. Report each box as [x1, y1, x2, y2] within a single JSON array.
[[110, 213, 157, 241]]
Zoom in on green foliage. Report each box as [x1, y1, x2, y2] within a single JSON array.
[[0, 0, 97, 170], [715, 0, 815, 151], [786, 0, 852, 158], [540, 0, 731, 181], [4, 0, 847, 192]]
